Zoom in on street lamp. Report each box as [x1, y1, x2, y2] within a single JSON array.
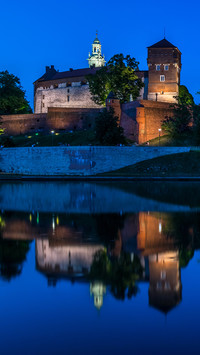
[[51, 130, 55, 146], [158, 128, 162, 146]]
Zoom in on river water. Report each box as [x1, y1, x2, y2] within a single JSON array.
[[0, 181, 200, 355]]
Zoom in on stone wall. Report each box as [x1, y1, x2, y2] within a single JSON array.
[[1, 113, 47, 136], [0, 146, 190, 176], [1, 108, 100, 136], [0, 100, 178, 144]]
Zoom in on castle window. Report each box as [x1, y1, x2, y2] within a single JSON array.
[[160, 75, 165, 82], [67, 95, 70, 102], [156, 65, 160, 71], [94, 47, 96, 52], [81, 80, 87, 85], [43, 95, 45, 99], [164, 65, 169, 71], [67, 89, 70, 93], [54, 84, 58, 89], [161, 270, 166, 280], [67, 82, 71, 87], [42, 103, 45, 107]]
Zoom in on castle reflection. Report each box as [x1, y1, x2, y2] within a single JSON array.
[[0, 210, 198, 312]]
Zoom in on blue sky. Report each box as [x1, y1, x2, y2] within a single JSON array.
[[0, 0, 199, 108]]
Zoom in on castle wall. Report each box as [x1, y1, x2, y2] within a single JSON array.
[[35, 83, 101, 114], [0, 114, 47, 136], [1, 108, 100, 136], [136, 100, 173, 144]]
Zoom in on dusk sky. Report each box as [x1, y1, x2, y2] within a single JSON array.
[[1, 0, 199, 109]]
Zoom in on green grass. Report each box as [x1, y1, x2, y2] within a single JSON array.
[[146, 132, 195, 147], [6, 130, 97, 147], [99, 151, 200, 177]]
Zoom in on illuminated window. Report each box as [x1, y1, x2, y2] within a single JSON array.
[[156, 282, 162, 290], [164, 282, 171, 290], [160, 75, 165, 82], [164, 65, 169, 71], [156, 65, 161, 71], [161, 270, 166, 280]]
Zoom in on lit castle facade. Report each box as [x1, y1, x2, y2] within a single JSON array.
[[34, 35, 181, 114]]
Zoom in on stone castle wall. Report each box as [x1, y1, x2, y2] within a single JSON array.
[[35, 83, 101, 114], [1, 100, 174, 144], [136, 100, 173, 143], [0, 113, 47, 136], [1, 108, 100, 136]]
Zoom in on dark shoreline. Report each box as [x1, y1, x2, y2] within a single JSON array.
[[1, 175, 200, 181]]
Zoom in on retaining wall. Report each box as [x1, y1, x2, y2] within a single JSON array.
[[0, 146, 191, 176]]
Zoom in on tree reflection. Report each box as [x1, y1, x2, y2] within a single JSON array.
[[0, 238, 31, 281], [89, 250, 143, 300]]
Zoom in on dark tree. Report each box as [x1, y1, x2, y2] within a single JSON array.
[[0, 70, 32, 115], [95, 107, 125, 145], [89, 249, 143, 300], [0, 238, 31, 281]]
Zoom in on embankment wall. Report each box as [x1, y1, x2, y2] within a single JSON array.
[[0, 146, 190, 176]]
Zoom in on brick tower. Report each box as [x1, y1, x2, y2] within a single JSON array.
[[147, 38, 182, 103]]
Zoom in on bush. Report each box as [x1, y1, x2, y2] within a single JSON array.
[[95, 108, 126, 145], [0, 136, 15, 147]]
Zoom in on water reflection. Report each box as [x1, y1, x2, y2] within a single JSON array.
[[0, 209, 199, 314]]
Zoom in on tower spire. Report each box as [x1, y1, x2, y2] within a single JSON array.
[[87, 33, 106, 68]]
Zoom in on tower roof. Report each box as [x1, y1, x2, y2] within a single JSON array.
[[93, 31, 100, 44], [148, 38, 177, 49]]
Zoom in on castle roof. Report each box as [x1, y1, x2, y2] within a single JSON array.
[[148, 38, 177, 49], [34, 67, 100, 84], [34, 66, 148, 85]]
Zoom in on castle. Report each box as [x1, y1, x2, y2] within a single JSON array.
[[0, 35, 182, 143], [34, 34, 181, 113]]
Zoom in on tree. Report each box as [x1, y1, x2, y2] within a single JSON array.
[[0, 70, 32, 115], [95, 107, 126, 145], [86, 54, 144, 106], [178, 85, 194, 106], [162, 104, 192, 138]]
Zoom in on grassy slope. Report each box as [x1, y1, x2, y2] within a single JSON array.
[[8, 130, 97, 147], [146, 132, 196, 147], [99, 151, 200, 177]]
